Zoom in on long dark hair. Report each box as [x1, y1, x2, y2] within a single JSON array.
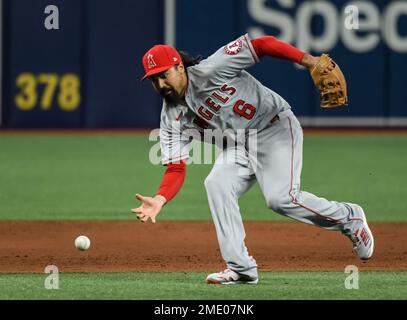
[[178, 51, 202, 68]]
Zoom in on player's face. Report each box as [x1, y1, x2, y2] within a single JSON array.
[[150, 65, 187, 104]]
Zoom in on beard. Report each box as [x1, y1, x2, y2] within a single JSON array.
[[160, 88, 181, 104]]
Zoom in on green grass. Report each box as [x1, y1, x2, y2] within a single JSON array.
[[0, 135, 406, 221], [0, 271, 406, 300]]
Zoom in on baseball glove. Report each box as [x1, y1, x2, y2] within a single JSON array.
[[310, 54, 348, 108]]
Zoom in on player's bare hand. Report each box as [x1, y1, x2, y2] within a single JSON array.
[[131, 194, 166, 223]]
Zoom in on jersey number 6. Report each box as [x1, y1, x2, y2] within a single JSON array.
[[233, 100, 256, 120]]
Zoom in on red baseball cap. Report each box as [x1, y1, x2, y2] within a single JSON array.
[[141, 44, 182, 81]]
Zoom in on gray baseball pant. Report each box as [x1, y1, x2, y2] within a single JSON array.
[[204, 109, 354, 279]]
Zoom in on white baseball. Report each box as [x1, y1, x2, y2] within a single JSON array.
[[74, 235, 91, 251]]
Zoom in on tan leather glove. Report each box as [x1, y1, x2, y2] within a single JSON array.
[[311, 54, 348, 108]]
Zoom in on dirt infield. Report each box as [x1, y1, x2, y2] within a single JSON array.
[[0, 221, 406, 273]]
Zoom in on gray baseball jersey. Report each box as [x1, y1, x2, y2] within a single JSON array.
[[160, 33, 290, 165]]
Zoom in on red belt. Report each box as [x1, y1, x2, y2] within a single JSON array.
[[271, 115, 279, 124]]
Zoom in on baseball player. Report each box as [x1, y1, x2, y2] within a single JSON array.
[[132, 33, 374, 285]]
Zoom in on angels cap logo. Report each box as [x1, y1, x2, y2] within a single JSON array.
[[225, 39, 242, 55], [147, 54, 157, 69], [141, 44, 182, 81]]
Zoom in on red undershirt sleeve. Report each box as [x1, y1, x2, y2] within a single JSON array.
[[156, 161, 186, 203], [251, 36, 305, 64]]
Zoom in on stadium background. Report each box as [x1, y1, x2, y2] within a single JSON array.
[[2, 0, 407, 128], [0, 0, 407, 301]]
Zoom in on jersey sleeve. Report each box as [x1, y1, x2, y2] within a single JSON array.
[[251, 36, 305, 63], [160, 107, 192, 165], [198, 33, 259, 79]]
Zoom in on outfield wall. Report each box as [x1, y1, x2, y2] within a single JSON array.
[[1, 0, 163, 128], [1, 0, 407, 128]]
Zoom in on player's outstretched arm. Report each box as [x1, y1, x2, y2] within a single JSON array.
[[251, 36, 319, 69], [131, 194, 167, 223]]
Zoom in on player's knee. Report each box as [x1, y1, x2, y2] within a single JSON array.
[[204, 175, 223, 194], [266, 196, 291, 213], [266, 196, 281, 211]]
